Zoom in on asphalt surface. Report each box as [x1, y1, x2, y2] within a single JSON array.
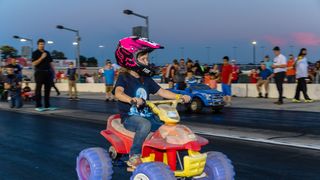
[[49, 97, 320, 135], [0, 109, 319, 180]]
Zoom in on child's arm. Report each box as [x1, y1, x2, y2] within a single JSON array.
[[114, 86, 144, 106], [156, 88, 191, 102]]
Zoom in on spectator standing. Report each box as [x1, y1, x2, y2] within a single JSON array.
[[292, 48, 313, 103], [272, 46, 287, 105], [256, 63, 272, 98], [264, 55, 273, 72], [174, 60, 187, 90], [249, 69, 258, 83], [286, 54, 296, 83], [66, 62, 79, 100], [186, 59, 194, 72], [210, 64, 220, 76], [4, 64, 22, 108], [10, 57, 23, 80], [231, 60, 240, 83], [185, 71, 197, 84], [208, 73, 218, 89], [32, 39, 55, 111], [221, 56, 233, 106], [103, 60, 115, 101], [315, 61, 320, 83]]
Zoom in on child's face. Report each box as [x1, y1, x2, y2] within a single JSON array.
[[106, 63, 111, 68], [6, 68, 14, 74], [137, 53, 149, 66], [69, 63, 74, 68], [187, 72, 193, 78]]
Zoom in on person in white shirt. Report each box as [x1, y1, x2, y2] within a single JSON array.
[[292, 48, 313, 103], [272, 46, 287, 105]]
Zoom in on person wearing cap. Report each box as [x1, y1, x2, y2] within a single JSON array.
[[272, 46, 287, 105]]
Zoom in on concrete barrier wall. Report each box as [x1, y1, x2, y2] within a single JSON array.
[[27, 83, 320, 100]]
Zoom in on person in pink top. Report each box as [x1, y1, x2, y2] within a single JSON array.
[[208, 73, 218, 89]]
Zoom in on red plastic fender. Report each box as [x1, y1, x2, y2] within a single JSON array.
[[100, 130, 127, 154]]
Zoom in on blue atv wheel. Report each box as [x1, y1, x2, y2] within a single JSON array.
[[131, 162, 176, 180], [76, 147, 113, 180], [194, 151, 235, 180]]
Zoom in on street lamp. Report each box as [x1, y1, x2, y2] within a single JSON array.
[[123, 9, 149, 39], [56, 25, 81, 81], [13, 35, 34, 58], [251, 41, 257, 64]]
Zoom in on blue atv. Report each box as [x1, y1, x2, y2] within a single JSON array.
[[168, 83, 224, 113]]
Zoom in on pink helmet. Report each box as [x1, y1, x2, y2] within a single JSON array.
[[115, 36, 163, 76]]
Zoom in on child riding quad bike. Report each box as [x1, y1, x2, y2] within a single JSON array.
[[76, 100, 235, 180], [76, 37, 235, 180]]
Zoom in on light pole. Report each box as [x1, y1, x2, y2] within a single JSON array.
[[232, 46, 238, 60], [13, 35, 34, 58], [123, 9, 149, 39], [251, 41, 257, 64], [56, 25, 81, 81], [206, 46, 211, 62]]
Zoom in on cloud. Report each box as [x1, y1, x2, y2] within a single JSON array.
[[291, 32, 320, 46], [263, 35, 287, 46]]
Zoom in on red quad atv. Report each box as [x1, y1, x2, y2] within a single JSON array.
[[76, 100, 235, 180]]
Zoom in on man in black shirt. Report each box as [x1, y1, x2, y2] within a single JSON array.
[[32, 38, 55, 110]]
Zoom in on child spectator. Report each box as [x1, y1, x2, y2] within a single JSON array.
[[208, 73, 218, 89], [22, 81, 34, 101], [66, 62, 79, 100], [249, 69, 258, 83], [286, 54, 296, 83], [103, 60, 115, 101], [4, 64, 23, 108], [185, 71, 197, 84]]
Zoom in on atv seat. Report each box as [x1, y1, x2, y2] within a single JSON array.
[[111, 118, 135, 138]]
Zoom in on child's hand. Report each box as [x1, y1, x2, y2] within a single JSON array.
[[131, 97, 144, 107], [181, 95, 191, 103]]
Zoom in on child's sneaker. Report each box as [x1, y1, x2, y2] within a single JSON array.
[[74, 97, 80, 101], [127, 154, 142, 170], [292, 99, 301, 103], [305, 99, 314, 103]]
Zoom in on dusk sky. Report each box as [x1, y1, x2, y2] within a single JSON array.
[[1, 0, 320, 66]]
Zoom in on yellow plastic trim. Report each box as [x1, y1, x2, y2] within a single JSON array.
[[174, 151, 207, 177], [141, 153, 155, 163]]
